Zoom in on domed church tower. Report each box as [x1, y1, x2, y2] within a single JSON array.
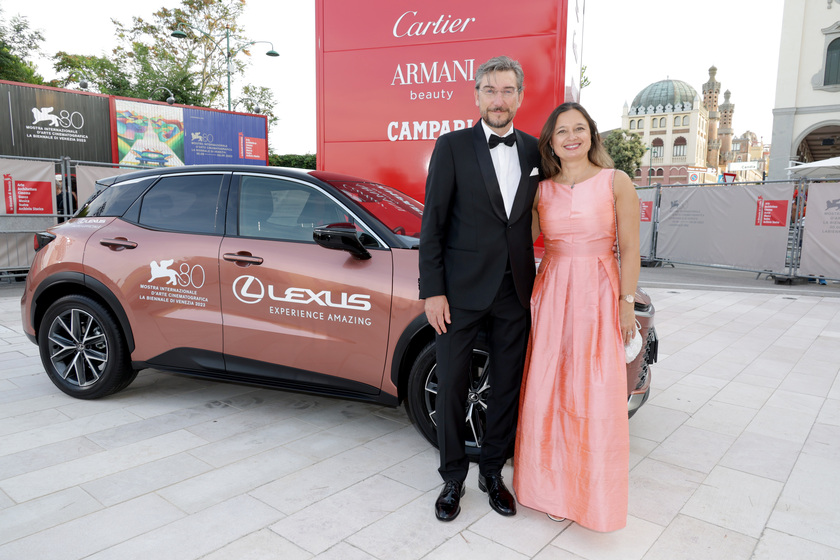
[[622, 65, 756, 185], [622, 77, 709, 185]]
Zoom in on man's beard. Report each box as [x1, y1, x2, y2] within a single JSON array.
[[482, 107, 513, 129]]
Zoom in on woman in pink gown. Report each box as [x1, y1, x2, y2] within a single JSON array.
[[513, 102, 640, 532]]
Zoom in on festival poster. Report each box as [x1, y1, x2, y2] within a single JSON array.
[[0, 159, 56, 215], [182, 108, 267, 165], [640, 200, 653, 222], [0, 81, 112, 162], [115, 99, 186, 167], [754, 196, 789, 227]]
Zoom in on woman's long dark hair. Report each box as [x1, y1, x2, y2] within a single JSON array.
[[538, 102, 614, 179]]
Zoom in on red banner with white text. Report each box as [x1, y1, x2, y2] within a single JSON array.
[[316, 0, 582, 201]]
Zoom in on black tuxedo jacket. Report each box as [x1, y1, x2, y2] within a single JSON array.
[[419, 123, 542, 310]]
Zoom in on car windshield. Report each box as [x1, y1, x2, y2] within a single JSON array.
[[328, 180, 423, 240]]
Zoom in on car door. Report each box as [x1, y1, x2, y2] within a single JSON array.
[[219, 173, 393, 395], [84, 172, 226, 366]]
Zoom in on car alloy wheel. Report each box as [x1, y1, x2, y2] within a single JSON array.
[[48, 307, 108, 387], [38, 295, 134, 399], [406, 339, 491, 459]]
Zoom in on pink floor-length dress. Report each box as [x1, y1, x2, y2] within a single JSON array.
[[513, 168, 629, 532]]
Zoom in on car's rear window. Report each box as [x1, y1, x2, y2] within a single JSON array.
[[77, 177, 155, 218], [138, 174, 224, 234]]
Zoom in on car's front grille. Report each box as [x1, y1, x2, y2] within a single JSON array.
[[635, 327, 658, 391]]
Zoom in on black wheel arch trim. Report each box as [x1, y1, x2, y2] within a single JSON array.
[[390, 312, 436, 403], [31, 272, 136, 353]]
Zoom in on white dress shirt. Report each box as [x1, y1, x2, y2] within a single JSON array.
[[481, 120, 521, 218]]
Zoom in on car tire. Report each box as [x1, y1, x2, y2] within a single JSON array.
[[405, 337, 491, 462], [38, 295, 135, 399]]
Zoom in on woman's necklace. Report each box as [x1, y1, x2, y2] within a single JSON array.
[[565, 165, 596, 189]]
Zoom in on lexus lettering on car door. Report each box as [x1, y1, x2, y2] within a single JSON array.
[[218, 174, 393, 395]]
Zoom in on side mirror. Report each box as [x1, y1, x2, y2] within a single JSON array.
[[313, 223, 371, 260]]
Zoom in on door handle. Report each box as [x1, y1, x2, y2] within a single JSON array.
[[100, 238, 138, 250], [223, 252, 264, 266]]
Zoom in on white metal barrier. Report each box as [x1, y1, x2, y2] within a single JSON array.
[[637, 178, 839, 283], [0, 156, 148, 278]]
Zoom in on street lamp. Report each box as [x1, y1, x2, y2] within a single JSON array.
[[232, 97, 263, 114], [67, 71, 90, 90], [152, 87, 176, 105], [171, 23, 279, 111]]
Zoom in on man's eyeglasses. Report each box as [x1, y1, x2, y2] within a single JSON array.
[[477, 87, 520, 99]]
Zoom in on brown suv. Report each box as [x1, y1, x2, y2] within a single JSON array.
[[21, 165, 656, 455]]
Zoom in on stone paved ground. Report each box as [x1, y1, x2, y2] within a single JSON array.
[[1, 280, 839, 559]]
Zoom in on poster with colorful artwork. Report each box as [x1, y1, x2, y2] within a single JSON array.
[[115, 99, 186, 167], [114, 99, 268, 166]]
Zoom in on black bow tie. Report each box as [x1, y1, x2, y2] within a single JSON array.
[[488, 133, 516, 149]]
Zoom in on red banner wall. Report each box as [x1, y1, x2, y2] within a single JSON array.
[[316, 0, 583, 202]]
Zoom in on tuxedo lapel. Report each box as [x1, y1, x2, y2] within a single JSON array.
[[472, 124, 508, 223], [507, 129, 535, 223]]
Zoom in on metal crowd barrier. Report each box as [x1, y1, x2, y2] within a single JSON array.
[[637, 177, 839, 284]]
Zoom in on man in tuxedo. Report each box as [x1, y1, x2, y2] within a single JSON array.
[[419, 55, 541, 521]]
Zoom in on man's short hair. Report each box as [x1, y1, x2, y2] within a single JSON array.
[[474, 56, 524, 92]]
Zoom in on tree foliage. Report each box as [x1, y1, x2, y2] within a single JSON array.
[[603, 130, 646, 178], [111, 0, 251, 107], [233, 84, 279, 128], [580, 65, 590, 89], [0, 7, 45, 84], [50, 0, 277, 124]]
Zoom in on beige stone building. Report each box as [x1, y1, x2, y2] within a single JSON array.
[[623, 68, 768, 186], [769, 0, 840, 179]]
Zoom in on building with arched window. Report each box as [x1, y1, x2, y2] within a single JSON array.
[[622, 78, 705, 185], [622, 69, 768, 186], [769, 0, 840, 179]]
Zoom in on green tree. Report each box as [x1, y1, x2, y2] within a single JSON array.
[[603, 130, 646, 178], [0, 42, 42, 83], [232, 84, 279, 129], [0, 7, 45, 84], [110, 0, 252, 107], [53, 50, 206, 106], [52, 0, 273, 111]]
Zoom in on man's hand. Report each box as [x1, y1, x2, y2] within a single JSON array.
[[424, 295, 451, 335]]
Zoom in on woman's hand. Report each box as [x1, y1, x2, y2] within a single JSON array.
[[619, 300, 636, 345]]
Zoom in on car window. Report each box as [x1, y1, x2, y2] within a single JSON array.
[[76, 177, 155, 218], [238, 176, 365, 242], [138, 174, 223, 234]]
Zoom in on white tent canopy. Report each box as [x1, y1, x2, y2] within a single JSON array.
[[786, 156, 840, 178]]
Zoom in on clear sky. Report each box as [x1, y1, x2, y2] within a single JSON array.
[[12, 0, 785, 154]]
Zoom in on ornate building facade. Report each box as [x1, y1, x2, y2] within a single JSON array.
[[623, 68, 767, 186]]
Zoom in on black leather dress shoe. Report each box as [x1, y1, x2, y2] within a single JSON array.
[[478, 473, 516, 516], [435, 480, 465, 521]]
